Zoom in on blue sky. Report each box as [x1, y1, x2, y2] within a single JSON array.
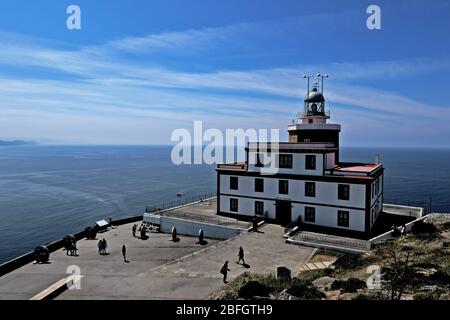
[[0, 0, 449, 147]]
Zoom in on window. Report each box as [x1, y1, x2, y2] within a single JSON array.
[[230, 198, 238, 212], [278, 154, 293, 169], [305, 182, 315, 197], [279, 180, 289, 195], [255, 201, 264, 215], [337, 210, 349, 227], [305, 207, 315, 222], [308, 119, 313, 124], [255, 153, 264, 167], [305, 155, 316, 170], [338, 184, 350, 200], [230, 176, 238, 190], [255, 178, 264, 193]]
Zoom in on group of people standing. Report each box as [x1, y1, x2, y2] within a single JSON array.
[[97, 238, 128, 262], [220, 246, 246, 283], [132, 223, 147, 239], [392, 224, 407, 237], [97, 238, 108, 254]]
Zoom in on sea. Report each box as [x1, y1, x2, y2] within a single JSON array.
[[0, 145, 449, 263]]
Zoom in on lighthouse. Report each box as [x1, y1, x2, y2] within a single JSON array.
[[216, 73, 384, 239]]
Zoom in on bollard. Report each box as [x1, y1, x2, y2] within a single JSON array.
[[172, 226, 177, 242], [199, 229, 204, 244]]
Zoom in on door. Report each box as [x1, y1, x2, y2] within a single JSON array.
[[275, 200, 292, 225]]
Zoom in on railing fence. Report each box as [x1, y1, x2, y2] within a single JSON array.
[[145, 191, 216, 214]]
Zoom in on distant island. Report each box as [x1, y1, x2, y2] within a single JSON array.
[[0, 140, 37, 146]]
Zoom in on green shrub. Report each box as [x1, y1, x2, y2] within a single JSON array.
[[333, 253, 365, 270], [442, 221, 450, 231], [238, 281, 270, 299], [411, 221, 438, 236], [352, 291, 388, 300], [410, 268, 450, 287], [412, 262, 439, 269], [409, 270, 429, 287], [331, 278, 367, 293], [296, 268, 332, 283], [286, 279, 326, 300], [429, 269, 450, 286], [258, 274, 287, 294], [413, 291, 442, 300]]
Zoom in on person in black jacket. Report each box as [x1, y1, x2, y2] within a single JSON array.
[[236, 247, 245, 265], [220, 261, 230, 283], [122, 244, 127, 262]]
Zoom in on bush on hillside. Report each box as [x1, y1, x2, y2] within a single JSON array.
[[413, 291, 443, 300], [331, 278, 367, 293], [443, 221, 450, 231], [429, 269, 450, 286], [286, 279, 326, 300], [411, 221, 438, 236], [238, 281, 270, 299], [295, 268, 333, 283], [333, 253, 365, 270], [352, 291, 388, 300]]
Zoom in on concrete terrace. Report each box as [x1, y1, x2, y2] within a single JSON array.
[[159, 198, 251, 229], [0, 200, 314, 300]]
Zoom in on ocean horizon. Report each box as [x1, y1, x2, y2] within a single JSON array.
[[0, 145, 449, 263]]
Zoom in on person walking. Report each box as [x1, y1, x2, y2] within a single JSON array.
[[132, 224, 137, 237], [97, 240, 102, 254], [236, 247, 245, 265], [122, 244, 127, 262], [220, 261, 230, 283]]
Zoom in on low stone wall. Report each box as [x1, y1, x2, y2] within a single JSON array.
[[144, 213, 246, 240], [383, 204, 424, 219]]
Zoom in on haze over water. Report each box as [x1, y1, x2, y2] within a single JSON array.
[[0, 145, 449, 263]]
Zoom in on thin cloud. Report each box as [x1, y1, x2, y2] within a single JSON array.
[[0, 24, 449, 146]]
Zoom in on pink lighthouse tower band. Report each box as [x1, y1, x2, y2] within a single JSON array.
[[216, 73, 384, 239]]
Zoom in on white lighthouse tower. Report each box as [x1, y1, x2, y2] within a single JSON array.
[[288, 73, 341, 162]]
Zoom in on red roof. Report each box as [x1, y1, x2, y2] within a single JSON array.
[[334, 163, 380, 173]]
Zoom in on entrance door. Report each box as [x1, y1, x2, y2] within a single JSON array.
[[275, 200, 292, 225]]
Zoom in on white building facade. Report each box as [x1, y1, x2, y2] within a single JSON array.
[[216, 79, 384, 239]]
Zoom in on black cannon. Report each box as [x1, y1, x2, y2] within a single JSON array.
[[85, 226, 98, 240], [34, 245, 49, 263], [63, 234, 76, 249]]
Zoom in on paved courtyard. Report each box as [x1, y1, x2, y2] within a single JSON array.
[[0, 216, 314, 300]]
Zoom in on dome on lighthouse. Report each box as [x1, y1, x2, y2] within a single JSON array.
[[305, 87, 325, 103]]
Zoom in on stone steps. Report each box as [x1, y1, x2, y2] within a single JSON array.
[[298, 260, 335, 272]]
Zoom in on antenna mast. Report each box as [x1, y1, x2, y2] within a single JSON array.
[[302, 74, 312, 93]]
